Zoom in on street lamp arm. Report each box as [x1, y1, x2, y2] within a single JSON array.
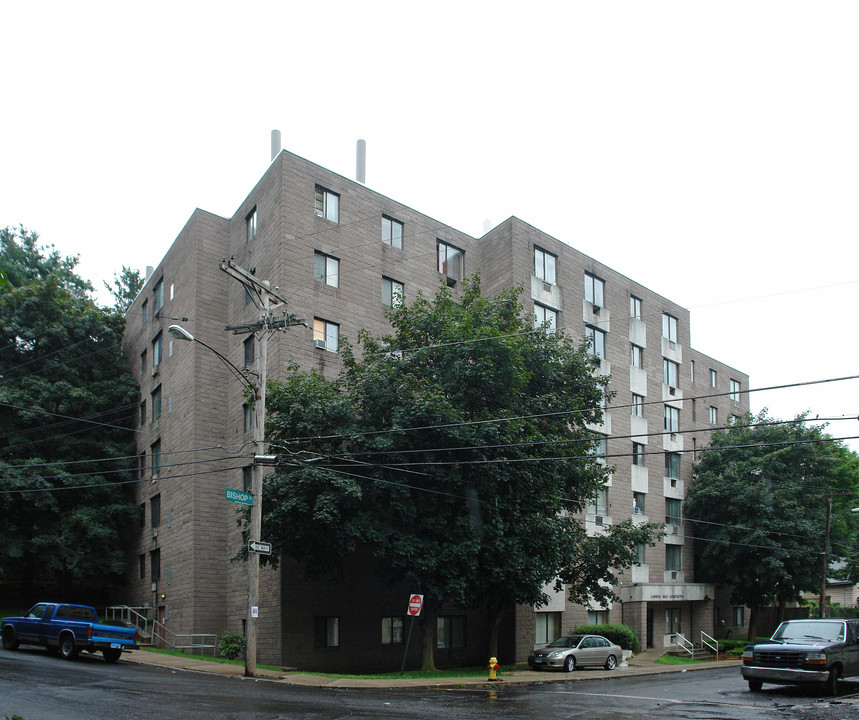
[[168, 325, 256, 394]]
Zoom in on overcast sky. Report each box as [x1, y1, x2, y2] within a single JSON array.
[[3, 1, 857, 450]]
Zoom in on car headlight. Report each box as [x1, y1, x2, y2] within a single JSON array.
[[548, 651, 564, 659], [805, 652, 827, 664], [742, 649, 754, 661]]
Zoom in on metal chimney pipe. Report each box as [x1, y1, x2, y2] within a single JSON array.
[[271, 130, 282, 161], [356, 139, 366, 183]]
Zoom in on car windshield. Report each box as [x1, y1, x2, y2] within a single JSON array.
[[772, 621, 845, 642], [546, 636, 583, 648]]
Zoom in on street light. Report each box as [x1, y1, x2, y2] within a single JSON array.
[[169, 323, 265, 677]]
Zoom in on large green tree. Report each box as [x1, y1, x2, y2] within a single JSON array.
[[0, 226, 139, 606], [685, 410, 859, 639], [262, 275, 660, 668]]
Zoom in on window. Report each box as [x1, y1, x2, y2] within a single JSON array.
[[664, 405, 679, 433], [535, 612, 561, 645], [382, 277, 404, 307], [139, 399, 146, 426], [585, 326, 606, 360], [592, 435, 607, 462], [314, 186, 339, 222], [663, 359, 679, 388], [243, 465, 253, 494], [691, 398, 697, 421], [150, 549, 161, 581], [666, 498, 681, 525], [730, 379, 741, 403], [690, 360, 695, 384], [634, 543, 646, 566], [243, 403, 253, 433], [150, 440, 161, 478], [142, 299, 148, 325], [153, 278, 163, 316], [314, 251, 340, 288], [437, 616, 466, 649], [632, 394, 644, 417], [170, 283, 174, 301], [243, 336, 255, 370], [534, 303, 557, 332], [139, 502, 145, 528], [152, 332, 163, 368], [313, 318, 339, 352], [382, 216, 403, 249], [662, 313, 678, 343], [151, 386, 162, 426], [665, 605, 681, 632], [140, 349, 147, 374], [629, 295, 642, 319], [534, 246, 556, 284], [630, 344, 643, 368], [437, 240, 464, 281], [587, 610, 609, 625], [314, 617, 340, 647], [732, 607, 745, 627], [709, 406, 718, 425], [150, 494, 161, 528], [665, 452, 680, 479], [632, 442, 645, 466], [585, 272, 605, 308], [138, 452, 146, 480], [138, 554, 145, 579], [710, 368, 717, 387], [633, 491, 646, 514], [588, 486, 609, 516], [246, 206, 257, 242], [381, 617, 404, 645]]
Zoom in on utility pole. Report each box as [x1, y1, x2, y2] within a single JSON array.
[[819, 491, 832, 619], [220, 258, 302, 677]]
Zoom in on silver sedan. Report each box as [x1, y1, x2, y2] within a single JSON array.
[[528, 634, 622, 672]]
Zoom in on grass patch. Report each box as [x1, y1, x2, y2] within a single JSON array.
[[135, 646, 284, 672], [654, 653, 705, 665]]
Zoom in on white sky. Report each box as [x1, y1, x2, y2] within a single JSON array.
[[2, 1, 858, 450]]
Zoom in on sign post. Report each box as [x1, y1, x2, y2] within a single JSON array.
[[400, 594, 423, 675]]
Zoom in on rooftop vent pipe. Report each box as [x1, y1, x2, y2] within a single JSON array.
[[271, 130, 282, 161], [356, 139, 366, 183]]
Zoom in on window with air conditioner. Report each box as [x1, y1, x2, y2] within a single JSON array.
[[664, 405, 679, 434], [663, 359, 679, 389], [313, 318, 339, 352], [314, 186, 339, 222], [665, 498, 681, 526], [534, 246, 556, 284], [662, 313, 678, 343]]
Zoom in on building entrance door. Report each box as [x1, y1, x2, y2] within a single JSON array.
[[646, 608, 654, 649]]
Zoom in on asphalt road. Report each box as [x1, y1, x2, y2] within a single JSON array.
[[4, 646, 859, 720]]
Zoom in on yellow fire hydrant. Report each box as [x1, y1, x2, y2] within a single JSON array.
[[488, 656, 501, 681]]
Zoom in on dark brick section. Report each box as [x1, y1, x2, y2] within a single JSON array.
[[122, 149, 749, 670]]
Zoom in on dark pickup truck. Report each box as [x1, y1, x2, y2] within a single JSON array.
[[742, 618, 859, 694], [1, 602, 138, 663]]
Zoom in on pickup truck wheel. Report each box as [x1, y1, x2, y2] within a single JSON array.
[[825, 668, 839, 696], [103, 648, 122, 663], [59, 634, 80, 660], [2, 627, 19, 650], [748, 680, 763, 692]]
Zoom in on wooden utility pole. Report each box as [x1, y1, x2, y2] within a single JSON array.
[[819, 492, 832, 619], [220, 258, 301, 677]]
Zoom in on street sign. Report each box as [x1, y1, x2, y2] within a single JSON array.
[[226, 488, 252, 505], [248, 540, 272, 555], [407, 594, 423, 617]]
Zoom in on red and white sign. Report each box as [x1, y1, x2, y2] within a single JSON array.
[[407, 594, 424, 617]]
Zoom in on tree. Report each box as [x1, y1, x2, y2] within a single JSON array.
[[685, 410, 859, 639], [262, 275, 661, 668], [0, 227, 139, 606], [103, 266, 144, 314]]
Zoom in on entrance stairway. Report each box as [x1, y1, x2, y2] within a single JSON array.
[[105, 605, 217, 656]]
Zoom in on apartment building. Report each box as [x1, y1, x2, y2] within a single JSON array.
[[122, 148, 749, 671]]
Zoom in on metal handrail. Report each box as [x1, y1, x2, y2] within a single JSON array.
[[674, 632, 694, 655], [105, 605, 217, 656], [700, 630, 718, 659]]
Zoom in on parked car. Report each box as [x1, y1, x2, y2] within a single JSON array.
[[528, 634, 622, 672], [741, 618, 859, 695], [1, 602, 138, 663]]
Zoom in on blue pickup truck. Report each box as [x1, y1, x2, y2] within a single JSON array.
[[1, 602, 138, 663]]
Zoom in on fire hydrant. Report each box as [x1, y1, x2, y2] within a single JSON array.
[[488, 656, 501, 681]]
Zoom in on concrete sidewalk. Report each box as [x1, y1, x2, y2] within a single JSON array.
[[123, 648, 741, 688]]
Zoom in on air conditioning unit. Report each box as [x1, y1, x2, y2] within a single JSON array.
[[313, 339, 326, 349], [151, 528, 158, 538], [151, 364, 160, 377], [669, 340, 676, 350], [592, 304, 601, 314], [671, 525, 679, 535], [542, 281, 552, 293], [595, 516, 603, 526], [671, 571, 678, 580], [669, 387, 676, 396]]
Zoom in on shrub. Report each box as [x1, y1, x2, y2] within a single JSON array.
[[571, 623, 641, 653], [217, 631, 246, 660]]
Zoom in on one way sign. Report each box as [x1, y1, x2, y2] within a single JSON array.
[[248, 540, 272, 555]]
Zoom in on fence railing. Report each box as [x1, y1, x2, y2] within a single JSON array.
[[700, 630, 718, 658], [674, 632, 694, 655], [105, 605, 217, 656]]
